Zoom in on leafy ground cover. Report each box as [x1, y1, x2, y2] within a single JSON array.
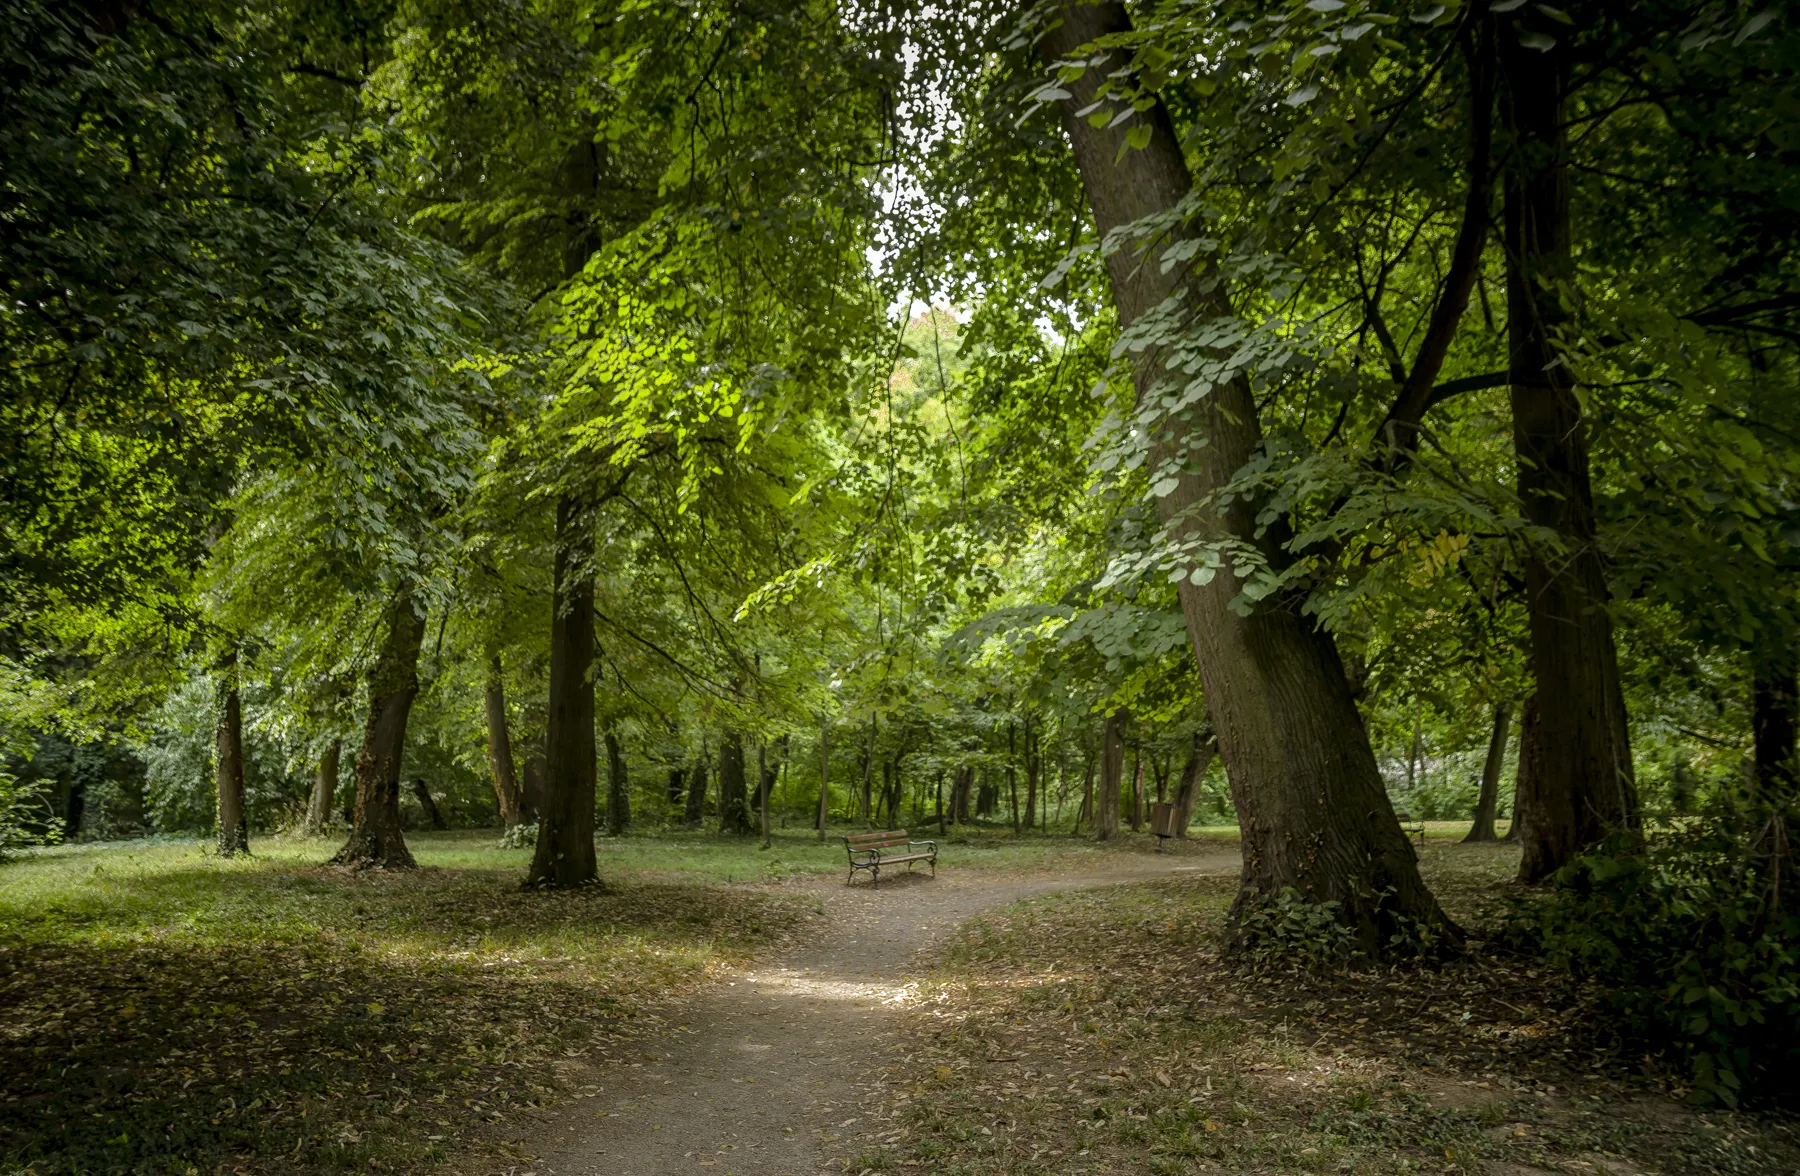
[[846, 842, 1800, 1175], [0, 831, 828, 1175]]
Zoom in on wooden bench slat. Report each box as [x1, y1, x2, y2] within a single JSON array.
[[840, 830, 936, 886]]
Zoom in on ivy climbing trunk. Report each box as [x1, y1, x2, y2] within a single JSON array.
[[717, 730, 750, 834], [605, 730, 629, 836], [303, 738, 340, 836], [684, 747, 709, 830], [214, 646, 248, 857], [333, 586, 426, 870], [1500, 23, 1638, 883], [527, 496, 598, 887], [483, 654, 527, 828], [1096, 708, 1126, 841], [1042, 2, 1454, 953], [1463, 704, 1513, 843], [1752, 633, 1798, 799]]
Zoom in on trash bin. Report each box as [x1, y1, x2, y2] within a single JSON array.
[[1150, 802, 1177, 843]]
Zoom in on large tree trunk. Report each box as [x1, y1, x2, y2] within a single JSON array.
[[1500, 25, 1638, 884], [527, 496, 598, 887], [1096, 708, 1126, 841], [1503, 696, 1542, 843], [214, 646, 248, 857], [683, 746, 709, 829], [1042, 3, 1452, 952], [483, 655, 527, 828], [1752, 634, 1798, 800], [1464, 704, 1513, 843], [333, 587, 426, 870], [304, 738, 341, 836], [604, 729, 630, 836], [718, 730, 750, 834], [1172, 729, 1218, 839]]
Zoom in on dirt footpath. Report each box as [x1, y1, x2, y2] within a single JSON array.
[[500, 851, 1241, 1176]]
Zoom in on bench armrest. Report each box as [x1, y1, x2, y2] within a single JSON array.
[[907, 839, 937, 853]]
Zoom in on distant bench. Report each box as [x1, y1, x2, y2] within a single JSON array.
[[842, 829, 937, 886], [1396, 811, 1426, 846]]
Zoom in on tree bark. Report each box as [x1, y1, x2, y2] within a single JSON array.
[[1096, 708, 1126, 841], [758, 740, 773, 848], [718, 730, 750, 834], [684, 746, 709, 830], [1752, 634, 1798, 800], [1464, 703, 1513, 843], [1500, 23, 1638, 884], [411, 778, 447, 830], [859, 719, 876, 825], [1172, 729, 1218, 839], [483, 655, 527, 828], [304, 738, 341, 836], [605, 729, 630, 836], [1504, 695, 1542, 844], [1129, 748, 1144, 832], [527, 495, 598, 887], [816, 722, 831, 838], [333, 586, 426, 870], [1024, 718, 1039, 830], [1041, 2, 1453, 952], [214, 646, 248, 857], [1007, 721, 1020, 833]]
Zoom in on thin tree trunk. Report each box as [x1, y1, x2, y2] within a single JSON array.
[[334, 586, 426, 870], [1504, 696, 1542, 844], [527, 496, 598, 887], [816, 722, 831, 838], [684, 744, 709, 830], [1129, 749, 1145, 832], [1041, 3, 1454, 952], [1172, 730, 1218, 839], [605, 729, 629, 836], [859, 718, 876, 825], [759, 741, 773, 849], [520, 723, 546, 822], [411, 778, 447, 830], [1097, 709, 1126, 841], [1500, 21, 1639, 885], [718, 730, 750, 834], [1407, 704, 1423, 792], [1752, 634, 1798, 800], [483, 654, 526, 828], [1007, 721, 1020, 833], [1076, 740, 1095, 835], [214, 645, 248, 857], [1464, 703, 1513, 843], [304, 738, 341, 836], [1024, 718, 1039, 830]]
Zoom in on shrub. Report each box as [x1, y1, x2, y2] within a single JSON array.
[[1510, 801, 1800, 1105], [1230, 887, 1360, 971]]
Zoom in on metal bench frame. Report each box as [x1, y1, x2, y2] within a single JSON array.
[[842, 829, 937, 886]]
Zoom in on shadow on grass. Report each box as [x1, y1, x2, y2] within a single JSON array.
[[0, 862, 816, 1175]]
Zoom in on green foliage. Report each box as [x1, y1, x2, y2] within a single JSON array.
[[1511, 804, 1800, 1105], [1230, 887, 1360, 972]]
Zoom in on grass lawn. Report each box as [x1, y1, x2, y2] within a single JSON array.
[[844, 841, 1800, 1176], [0, 823, 1215, 1175]]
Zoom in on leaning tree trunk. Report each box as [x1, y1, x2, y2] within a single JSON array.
[[1464, 704, 1513, 843], [1172, 729, 1218, 839], [717, 730, 750, 834], [1752, 631, 1798, 800], [333, 586, 427, 870], [1503, 696, 1542, 843], [527, 496, 598, 887], [1096, 709, 1126, 841], [412, 778, 447, 830], [303, 738, 341, 836], [605, 729, 630, 836], [684, 749, 710, 829], [1041, 3, 1453, 953], [214, 645, 249, 857], [1500, 23, 1638, 883], [483, 654, 527, 828]]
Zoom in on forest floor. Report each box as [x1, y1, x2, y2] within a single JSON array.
[[3, 829, 1795, 1176]]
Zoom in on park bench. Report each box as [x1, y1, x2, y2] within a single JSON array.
[[1396, 811, 1426, 846], [842, 829, 937, 886]]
